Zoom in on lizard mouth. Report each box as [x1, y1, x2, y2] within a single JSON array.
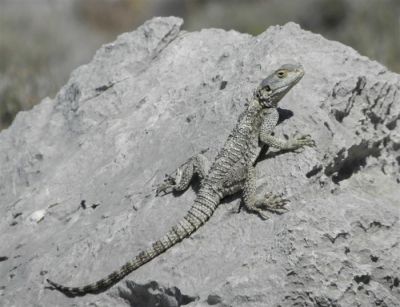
[[259, 86, 289, 105]]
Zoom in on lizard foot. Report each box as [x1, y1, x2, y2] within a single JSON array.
[[291, 134, 316, 152], [155, 169, 182, 196], [249, 193, 289, 220]]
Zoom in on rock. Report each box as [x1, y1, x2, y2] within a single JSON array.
[[0, 16, 399, 307]]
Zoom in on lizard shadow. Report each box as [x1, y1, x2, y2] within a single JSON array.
[[45, 284, 113, 297], [277, 107, 294, 125]]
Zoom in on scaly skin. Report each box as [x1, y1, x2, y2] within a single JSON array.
[[47, 63, 314, 296]]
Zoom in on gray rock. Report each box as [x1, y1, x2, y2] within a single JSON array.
[[0, 16, 399, 307]]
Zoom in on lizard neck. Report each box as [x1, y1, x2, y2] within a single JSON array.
[[241, 99, 273, 131]]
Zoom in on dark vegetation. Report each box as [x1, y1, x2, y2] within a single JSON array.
[[1, 0, 399, 130]]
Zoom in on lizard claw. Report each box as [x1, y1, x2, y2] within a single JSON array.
[[297, 134, 315, 146], [256, 192, 289, 214], [155, 173, 176, 196], [291, 134, 315, 152], [247, 192, 290, 220], [257, 210, 271, 220]]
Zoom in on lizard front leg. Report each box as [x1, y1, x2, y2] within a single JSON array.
[[242, 165, 289, 220], [260, 133, 315, 151], [258, 107, 315, 152], [156, 152, 210, 196]]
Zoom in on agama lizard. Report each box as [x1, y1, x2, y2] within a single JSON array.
[[47, 63, 314, 296]]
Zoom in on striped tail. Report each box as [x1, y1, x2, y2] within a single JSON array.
[[46, 190, 220, 296]]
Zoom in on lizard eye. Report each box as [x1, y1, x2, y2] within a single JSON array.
[[276, 70, 287, 78]]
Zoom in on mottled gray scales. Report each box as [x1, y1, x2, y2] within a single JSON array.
[[47, 63, 315, 296]]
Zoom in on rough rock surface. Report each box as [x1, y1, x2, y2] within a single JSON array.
[[0, 17, 399, 307]]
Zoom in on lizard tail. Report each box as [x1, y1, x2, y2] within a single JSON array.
[[46, 190, 220, 296]]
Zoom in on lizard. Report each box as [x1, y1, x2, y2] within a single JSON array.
[[46, 63, 314, 296]]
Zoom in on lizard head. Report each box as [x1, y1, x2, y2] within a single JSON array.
[[254, 63, 304, 108]]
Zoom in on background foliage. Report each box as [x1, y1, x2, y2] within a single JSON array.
[[1, 0, 399, 130]]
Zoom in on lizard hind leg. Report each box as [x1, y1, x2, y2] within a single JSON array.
[[156, 153, 210, 196], [242, 166, 289, 220]]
